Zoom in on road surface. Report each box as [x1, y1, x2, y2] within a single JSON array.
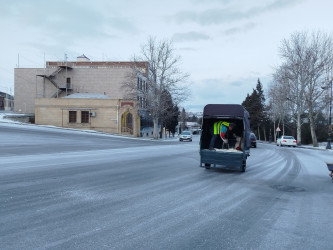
[[1, 123, 332, 249]]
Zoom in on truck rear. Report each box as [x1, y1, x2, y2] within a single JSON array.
[[199, 104, 251, 172]]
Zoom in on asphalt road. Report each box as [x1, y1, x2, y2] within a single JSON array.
[[1, 123, 333, 249]]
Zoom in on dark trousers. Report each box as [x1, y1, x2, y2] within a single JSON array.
[[209, 134, 218, 149]]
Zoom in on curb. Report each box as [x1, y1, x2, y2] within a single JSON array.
[[0, 120, 181, 142], [258, 141, 332, 151]]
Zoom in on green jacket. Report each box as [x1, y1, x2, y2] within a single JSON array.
[[213, 121, 229, 135]]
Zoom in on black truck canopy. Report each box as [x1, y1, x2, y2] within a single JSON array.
[[203, 104, 250, 119], [202, 104, 251, 149]]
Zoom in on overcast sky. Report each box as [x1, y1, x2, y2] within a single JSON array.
[[1, 0, 332, 112]]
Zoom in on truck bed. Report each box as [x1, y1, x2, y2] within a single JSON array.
[[200, 149, 244, 168]]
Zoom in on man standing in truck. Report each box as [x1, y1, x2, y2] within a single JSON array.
[[209, 121, 235, 150]]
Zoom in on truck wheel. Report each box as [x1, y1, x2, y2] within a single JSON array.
[[205, 163, 211, 169], [241, 161, 246, 172]]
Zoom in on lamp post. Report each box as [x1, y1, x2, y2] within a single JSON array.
[[326, 80, 332, 149]]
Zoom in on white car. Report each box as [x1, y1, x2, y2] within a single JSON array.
[[179, 131, 192, 141], [276, 135, 297, 147]]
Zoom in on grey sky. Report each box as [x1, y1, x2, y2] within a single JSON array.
[[1, 0, 332, 112]]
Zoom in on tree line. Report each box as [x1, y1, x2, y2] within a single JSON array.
[[242, 30, 333, 146], [123, 30, 333, 145]]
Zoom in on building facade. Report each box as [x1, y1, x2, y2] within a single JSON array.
[[14, 55, 148, 114], [35, 95, 140, 136], [14, 55, 151, 137], [0, 91, 14, 111]]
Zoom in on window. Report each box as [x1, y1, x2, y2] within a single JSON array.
[[69, 111, 77, 123], [66, 77, 71, 89], [144, 98, 148, 108], [143, 81, 147, 92], [81, 111, 89, 123], [140, 97, 143, 108]]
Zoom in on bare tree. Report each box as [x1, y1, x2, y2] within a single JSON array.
[[123, 37, 190, 139], [269, 30, 333, 146], [303, 31, 333, 146], [278, 32, 309, 145], [268, 68, 291, 141]]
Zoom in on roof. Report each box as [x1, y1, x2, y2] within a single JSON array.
[[77, 54, 90, 60], [203, 104, 249, 118], [186, 122, 200, 127], [46, 61, 148, 68], [62, 93, 111, 99], [0, 91, 14, 99]]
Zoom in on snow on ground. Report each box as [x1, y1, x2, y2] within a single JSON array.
[[0, 112, 26, 123], [1, 111, 332, 147], [0, 112, 180, 141], [0, 111, 132, 138]]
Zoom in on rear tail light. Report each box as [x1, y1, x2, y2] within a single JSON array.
[[293, 140, 296, 143], [282, 140, 286, 142]]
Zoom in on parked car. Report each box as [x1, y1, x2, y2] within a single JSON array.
[[250, 133, 257, 148], [276, 135, 297, 147], [179, 131, 192, 141]]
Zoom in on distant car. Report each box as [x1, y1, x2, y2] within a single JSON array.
[[276, 135, 297, 147], [250, 133, 257, 148], [179, 131, 192, 141]]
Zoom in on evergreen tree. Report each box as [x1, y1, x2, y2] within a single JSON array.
[[159, 89, 177, 138], [180, 108, 187, 132], [165, 105, 179, 136], [242, 78, 266, 133], [187, 115, 198, 122]]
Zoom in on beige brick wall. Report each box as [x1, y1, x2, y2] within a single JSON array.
[[35, 98, 140, 136], [15, 65, 136, 113], [15, 68, 57, 113]]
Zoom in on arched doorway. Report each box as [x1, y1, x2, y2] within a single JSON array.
[[121, 111, 133, 134]]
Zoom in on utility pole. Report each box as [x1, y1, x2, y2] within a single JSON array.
[[327, 79, 332, 149], [65, 53, 68, 96]]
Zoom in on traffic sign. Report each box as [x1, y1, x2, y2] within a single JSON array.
[[276, 127, 281, 132]]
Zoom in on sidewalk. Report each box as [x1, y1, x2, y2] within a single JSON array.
[[259, 140, 333, 151], [0, 112, 182, 141]]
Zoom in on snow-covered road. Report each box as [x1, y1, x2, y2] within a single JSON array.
[[1, 122, 333, 249]]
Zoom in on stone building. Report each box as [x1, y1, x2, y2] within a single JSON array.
[[14, 55, 152, 136], [0, 91, 14, 111], [35, 94, 140, 136], [14, 55, 148, 113]]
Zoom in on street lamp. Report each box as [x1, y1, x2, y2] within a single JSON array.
[[322, 80, 333, 149], [327, 80, 332, 149]]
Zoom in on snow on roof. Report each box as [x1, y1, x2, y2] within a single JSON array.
[[186, 122, 200, 126], [77, 54, 90, 59], [62, 93, 111, 99]]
